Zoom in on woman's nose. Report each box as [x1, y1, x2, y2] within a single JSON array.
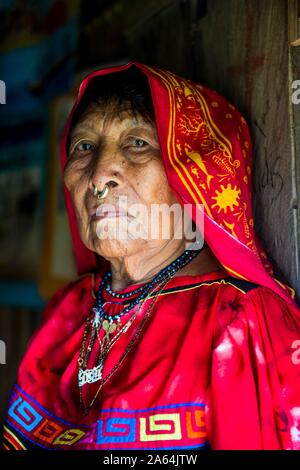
[[88, 144, 125, 194]]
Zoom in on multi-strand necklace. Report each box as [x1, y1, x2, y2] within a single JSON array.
[[78, 243, 205, 415]]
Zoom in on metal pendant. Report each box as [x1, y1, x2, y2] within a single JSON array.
[[102, 319, 117, 336], [78, 364, 103, 387], [92, 307, 101, 328]]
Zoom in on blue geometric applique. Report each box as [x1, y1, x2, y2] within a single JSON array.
[[97, 418, 136, 443], [8, 396, 43, 432]]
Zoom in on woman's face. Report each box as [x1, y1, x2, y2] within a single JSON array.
[[64, 100, 181, 260]]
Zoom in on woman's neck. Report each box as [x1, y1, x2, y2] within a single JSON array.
[[108, 242, 222, 291]]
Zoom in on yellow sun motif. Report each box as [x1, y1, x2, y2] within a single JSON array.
[[211, 184, 241, 213]]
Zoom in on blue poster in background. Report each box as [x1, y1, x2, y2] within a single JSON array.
[[0, 0, 79, 124], [0, 0, 79, 307]]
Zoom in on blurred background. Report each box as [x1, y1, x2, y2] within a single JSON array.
[[1, 0, 300, 424]]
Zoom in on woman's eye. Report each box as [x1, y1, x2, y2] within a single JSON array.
[[134, 138, 146, 147], [75, 142, 94, 152], [130, 138, 148, 148]]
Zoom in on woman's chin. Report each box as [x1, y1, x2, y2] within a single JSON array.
[[86, 237, 146, 259]]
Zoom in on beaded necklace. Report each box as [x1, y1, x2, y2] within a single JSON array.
[[78, 242, 205, 415]]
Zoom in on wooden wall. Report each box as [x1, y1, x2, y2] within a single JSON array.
[[290, 0, 300, 301], [0, 308, 39, 424]]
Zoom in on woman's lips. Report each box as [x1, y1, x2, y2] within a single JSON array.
[[89, 205, 130, 221], [91, 212, 129, 221]]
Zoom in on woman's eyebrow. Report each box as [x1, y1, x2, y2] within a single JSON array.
[[70, 124, 97, 138], [120, 118, 155, 130], [123, 125, 153, 133]]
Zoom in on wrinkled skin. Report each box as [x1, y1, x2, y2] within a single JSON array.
[[64, 101, 221, 289]]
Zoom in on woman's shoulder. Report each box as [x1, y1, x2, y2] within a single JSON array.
[[220, 277, 299, 315], [41, 272, 96, 323], [212, 276, 300, 345], [206, 275, 297, 309]]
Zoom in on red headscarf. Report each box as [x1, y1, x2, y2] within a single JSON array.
[[60, 61, 296, 305]]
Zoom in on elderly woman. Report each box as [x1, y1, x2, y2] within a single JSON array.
[[3, 63, 300, 451]]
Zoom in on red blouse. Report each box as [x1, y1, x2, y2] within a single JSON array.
[[3, 268, 300, 450]]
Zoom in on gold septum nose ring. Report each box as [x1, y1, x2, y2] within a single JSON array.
[[92, 184, 109, 200]]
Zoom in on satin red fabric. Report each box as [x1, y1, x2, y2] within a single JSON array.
[[3, 62, 300, 450]]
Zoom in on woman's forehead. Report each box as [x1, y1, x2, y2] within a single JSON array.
[[71, 100, 154, 134]]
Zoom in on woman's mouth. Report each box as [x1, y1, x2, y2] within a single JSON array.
[[91, 212, 129, 222], [89, 204, 130, 222]]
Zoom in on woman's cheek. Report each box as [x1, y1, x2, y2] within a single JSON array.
[[66, 169, 86, 194], [64, 164, 80, 191]]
